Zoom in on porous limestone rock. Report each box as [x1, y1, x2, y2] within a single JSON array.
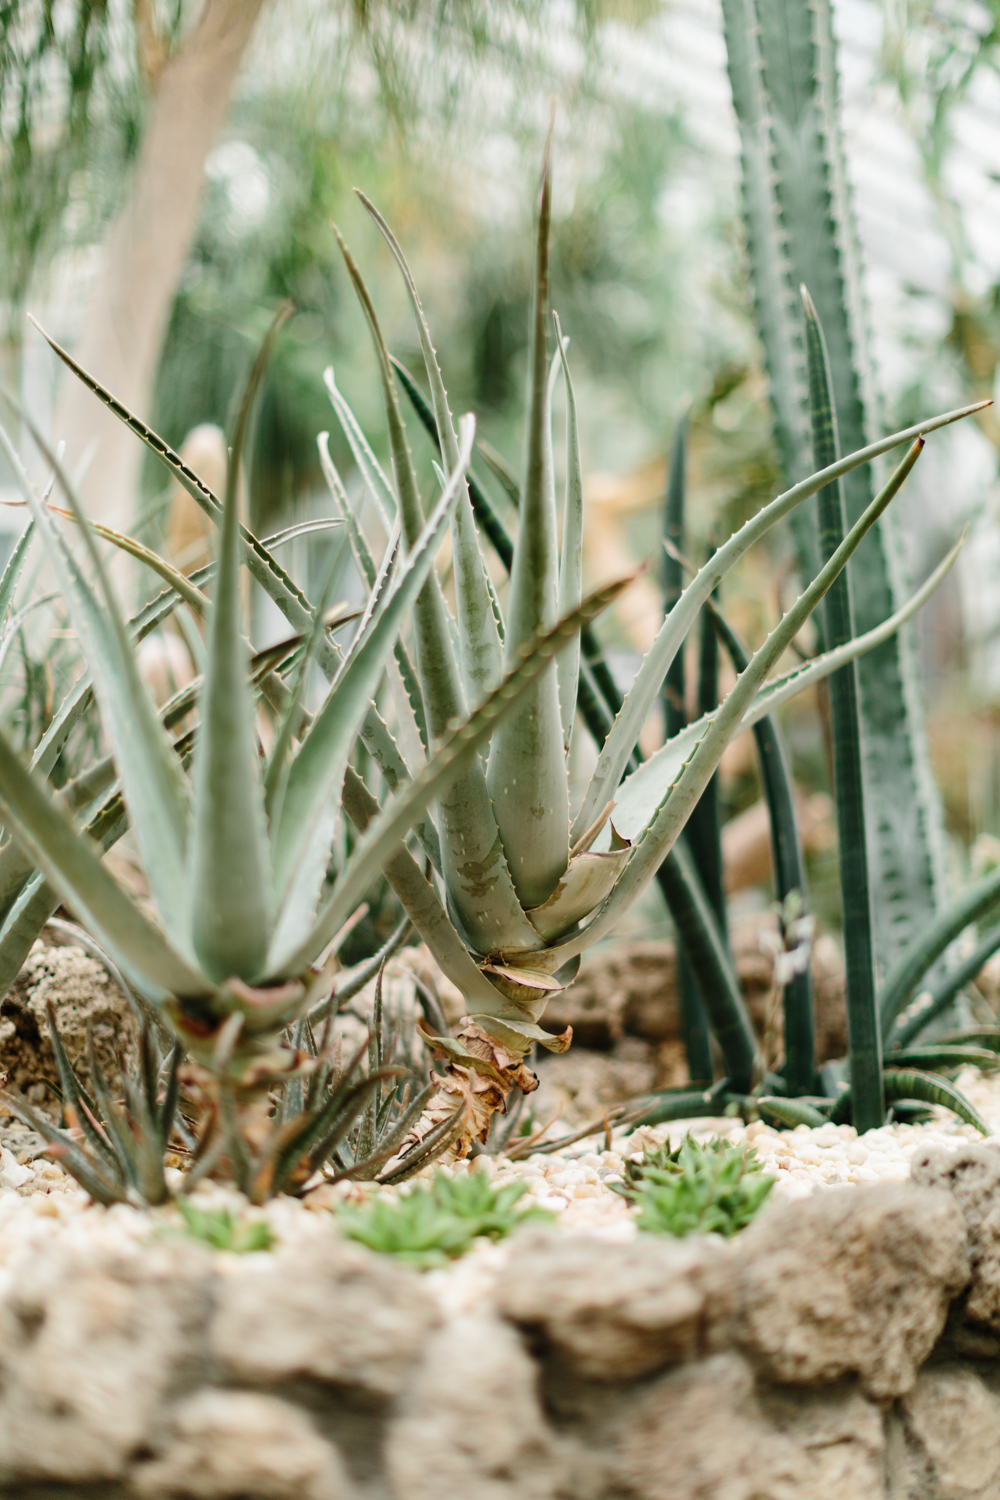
[[0, 1239, 213, 1484], [132, 1388, 350, 1500], [211, 1231, 439, 1397], [0, 939, 132, 1102], [617, 1352, 886, 1500], [385, 1312, 568, 1500], [729, 1183, 969, 1397], [495, 1229, 730, 1380], [911, 1142, 1000, 1334], [897, 1364, 1000, 1499]]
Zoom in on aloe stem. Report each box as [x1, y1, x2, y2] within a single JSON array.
[[804, 290, 883, 1130]]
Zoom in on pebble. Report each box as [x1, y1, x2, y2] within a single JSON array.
[[0, 1064, 999, 1289]]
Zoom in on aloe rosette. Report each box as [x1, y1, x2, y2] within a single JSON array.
[[311, 151, 985, 1153]]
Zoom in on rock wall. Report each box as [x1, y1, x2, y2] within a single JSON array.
[[7, 1144, 1000, 1498]]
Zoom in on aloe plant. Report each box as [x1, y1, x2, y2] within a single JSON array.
[[721, 0, 950, 983], [0, 306, 631, 1190], [309, 150, 980, 1152]]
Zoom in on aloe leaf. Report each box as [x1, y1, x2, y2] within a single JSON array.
[[882, 1067, 989, 1136], [610, 518, 962, 847], [803, 286, 882, 1130], [0, 415, 193, 953], [357, 191, 503, 706], [710, 608, 814, 1094], [553, 313, 583, 756], [279, 571, 634, 979], [317, 433, 429, 758], [545, 438, 925, 971], [879, 863, 1000, 1036], [0, 1088, 124, 1205], [323, 367, 398, 531], [0, 520, 34, 626], [0, 726, 203, 996], [336, 233, 538, 956], [890, 920, 1000, 1052], [338, 768, 512, 1016], [267, 418, 478, 969], [486, 150, 569, 910], [190, 329, 277, 985], [51, 509, 210, 615], [571, 399, 988, 844]]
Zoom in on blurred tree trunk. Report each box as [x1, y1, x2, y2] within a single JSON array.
[[53, 0, 268, 528]]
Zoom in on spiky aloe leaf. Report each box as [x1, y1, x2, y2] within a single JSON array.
[[553, 312, 583, 757], [0, 727, 203, 996], [487, 148, 568, 910], [709, 608, 814, 1094], [571, 400, 988, 844], [610, 525, 966, 843], [357, 190, 503, 707], [189, 328, 276, 985], [543, 437, 925, 971], [334, 232, 539, 957], [0, 417, 193, 956], [0, 519, 34, 627], [317, 433, 429, 761], [803, 286, 882, 1131], [266, 417, 479, 971], [29, 318, 417, 836], [279, 571, 634, 981]]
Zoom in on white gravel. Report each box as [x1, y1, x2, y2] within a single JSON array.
[[1, 1064, 999, 1297]]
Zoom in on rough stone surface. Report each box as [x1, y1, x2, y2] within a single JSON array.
[[385, 1312, 569, 1500], [897, 1364, 1000, 1499], [617, 1352, 886, 1500], [911, 1143, 1000, 1334], [131, 1389, 350, 1500], [730, 1183, 970, 1397], [496, 1229, 730, 1380], [211, 1231, 439, 1396], [0, 1240, 212, 1484], [0, 939, 132, 1105]]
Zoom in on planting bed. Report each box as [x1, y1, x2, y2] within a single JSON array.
[[3, 1079, 1000, 1497]]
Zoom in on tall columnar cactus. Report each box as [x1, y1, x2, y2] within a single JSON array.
[[721, 0, 949, 976]]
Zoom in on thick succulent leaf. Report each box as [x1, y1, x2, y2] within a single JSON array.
[[608, 523, 965, 843], [545, 439, 925, 967], [318, 432, 429, 761], [336, 232, 537, 957], [525, 833, 630, 942], [0, 520, 34, 627], [52, 509, 210, 615], [487, 153, 569, 910], [471, 1011, 572, 1054], [357, 192, 503, 706], [338, 768, 514, 1016], [189, 335, 274, 984], [0, 725, 204, 997], [554, 314, 583, 756], [572, 399, 990, 843], [32, 324, 415, 825], [0, 418, 193, 954], [275, 571, 634, 978], [266, 417, 478, 969]]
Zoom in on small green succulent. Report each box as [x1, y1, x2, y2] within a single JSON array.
[[615, 1134, 774, 1239], [175, 1199, 275, 1254], [338, 1170, 552, 1268]]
